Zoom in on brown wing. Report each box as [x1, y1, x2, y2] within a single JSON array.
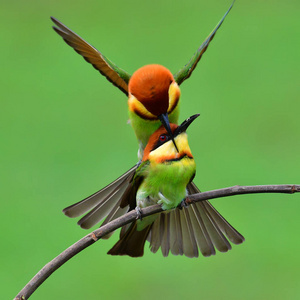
[[62, 165, 137, 229], [51, 17, 130, 95]]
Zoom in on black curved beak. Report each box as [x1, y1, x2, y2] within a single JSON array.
[[173, 114, 200, 137], [158, 113, 179, 152]]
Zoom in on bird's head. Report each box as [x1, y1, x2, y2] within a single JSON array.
[[128, 64, 181, 150], [128, 64, 180, 119], [142, 114, 200, 163]]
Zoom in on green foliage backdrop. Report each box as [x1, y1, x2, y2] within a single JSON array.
[[1, 0, 299, 299]]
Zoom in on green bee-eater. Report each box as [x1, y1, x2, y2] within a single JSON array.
[[63, 115, 244, 257], [51, 2, 234, 157]]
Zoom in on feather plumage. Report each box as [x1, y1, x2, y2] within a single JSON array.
[[173, 1, 234, 85], [63, 117, 244, 258], [51, 2, 234, 96], [62, 165, 137, 228], [51, 17, 130, 95], [143, 180, 244, 258]]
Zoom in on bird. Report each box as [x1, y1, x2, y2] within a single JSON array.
[[51, 2, 234, 157], [62, 114, 244, 257]]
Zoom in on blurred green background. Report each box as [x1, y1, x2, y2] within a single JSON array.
[[1, 0, 299, 299]]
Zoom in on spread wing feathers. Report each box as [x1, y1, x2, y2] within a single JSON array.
[[189, 182, 245, 245], [107, 222, 152, 257], [146, 179, 244, 258], [100, 201, 128, 240], [173, 1, 234, 85], [62, 165, 137, 229], [51, 17, 130, 95]]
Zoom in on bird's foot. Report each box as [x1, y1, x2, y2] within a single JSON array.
[[135, 206, 143, 220], [178, 199, 188, 210]]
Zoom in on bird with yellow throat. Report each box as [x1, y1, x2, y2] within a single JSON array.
[[51, 2, 234, 157], [62, 115, 244, 257]]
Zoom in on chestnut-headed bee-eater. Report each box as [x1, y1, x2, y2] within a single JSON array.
[[51, 2, 234, 157], [63, 115, 244, 257]]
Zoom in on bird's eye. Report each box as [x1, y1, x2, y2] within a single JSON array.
[[159, 134, 167, 142]]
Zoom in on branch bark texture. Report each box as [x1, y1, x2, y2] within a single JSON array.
[[15, 184, 300, 300]]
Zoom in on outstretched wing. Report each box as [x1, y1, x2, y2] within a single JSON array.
[[62, 165, 138, 229], [173, 1, 234, 85], [51, 17, 131, 95]]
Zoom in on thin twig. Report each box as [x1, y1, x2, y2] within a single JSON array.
[[14, 184, 300, 300]]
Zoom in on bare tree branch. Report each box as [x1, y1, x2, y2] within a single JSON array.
[[14, 184, 300, 300]]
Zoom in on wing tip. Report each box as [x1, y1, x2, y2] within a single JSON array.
[[50, 16, 61, 27], [62, 207, 73, 218], [77, 219, 90, 230], [174, 1, 235, 85]]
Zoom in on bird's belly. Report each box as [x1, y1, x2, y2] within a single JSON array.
[[137, 157, 195, 210]]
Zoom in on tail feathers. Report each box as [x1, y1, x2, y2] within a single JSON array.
[[202, 201, 245, 244], [193, 202, 232, 253], [107, 222, 152, 257], [62, 165, 137, 229], [188, 182, 244, 245], [145, 181, 244, 258], [148, 207, 204, 258]]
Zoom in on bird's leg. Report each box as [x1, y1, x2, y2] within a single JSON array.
[[178, 198, 188, 210], [135, 206, 143, 220]]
